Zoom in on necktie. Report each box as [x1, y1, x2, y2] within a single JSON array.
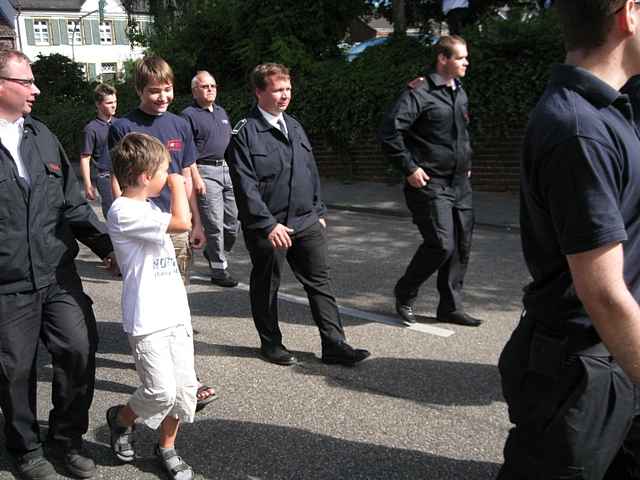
[[277, 118, 288, 138]]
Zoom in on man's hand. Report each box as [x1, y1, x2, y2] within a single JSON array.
[[319, 218, 326, 228], [191, 164, 206, 196], [407, 167, 430, 188], [84, 183, 97, 201], [103, 252, 120, 276], [268, 223, 294, 249], [408, 76, 426, 89], [190, 222, 206, 249]]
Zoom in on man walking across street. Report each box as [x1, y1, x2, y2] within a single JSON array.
[[0, 49, 116, 480], [227, 63, 370, 367], [379, 35, 482, 327], [181, 71, 239, 287], [498, 1, 640, 477], [79, 83, 117, 219]]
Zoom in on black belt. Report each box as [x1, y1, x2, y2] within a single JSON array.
[[197, 159, 225, 166]]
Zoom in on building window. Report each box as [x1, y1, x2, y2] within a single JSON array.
[[100, 62, 117, 83], [99, 21, 113, 45], [33, 20, 49, 45], [67, 20, 81, 45]]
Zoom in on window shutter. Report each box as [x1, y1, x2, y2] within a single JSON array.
[[59, 19, 68, 45], [25, 18, 35, 45], [90, 19, 100, 44], [50, 18, 60, 45], [81, 19, 91, 44], [114, 20, 127, 45], [88, 63, 96, 80]]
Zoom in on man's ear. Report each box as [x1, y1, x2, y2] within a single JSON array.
[[617, 0, 637, 35]]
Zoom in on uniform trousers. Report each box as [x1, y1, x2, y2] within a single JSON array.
[[0, 275, 98, 459], [395, 177, 474, 316], [197, 163, 239, 271], [498, 315, 640, 479], [95, 170, 114, 220], [243, 221, 345, 350]]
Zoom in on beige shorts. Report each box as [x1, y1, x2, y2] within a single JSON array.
[[169, 232, 192, 286], [127, 324, 198, 429]]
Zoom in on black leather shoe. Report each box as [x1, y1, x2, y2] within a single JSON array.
[[47, 439, 96, 478], [322, 342, 371, 366], [210, 270, 238, 288], [395, 298, 416, 326], [15, 455, 57, 480], [438, 311, 483, 327], [260, 345, 296, 366]]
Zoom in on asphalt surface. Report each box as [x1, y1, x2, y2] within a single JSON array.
[[0, 187, 527, 480]]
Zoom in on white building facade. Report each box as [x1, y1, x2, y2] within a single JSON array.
[[0, 0, 152, 81]]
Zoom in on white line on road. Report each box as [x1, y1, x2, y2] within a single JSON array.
[[190, 275, 455, 338]]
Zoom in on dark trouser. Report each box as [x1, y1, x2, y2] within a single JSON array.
[[0, 277, 98, 459], [243, 221, 345, 350], [497, 316, 640, 479], [395, 177, 474, 316]]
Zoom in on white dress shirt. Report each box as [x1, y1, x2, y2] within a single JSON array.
[[0, 116, 29, 185], [258, 106, 287, 136]]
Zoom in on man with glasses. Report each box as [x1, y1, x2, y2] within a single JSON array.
[[181, 71, 239, 287], [497, 1, 640, 478], [0, 49, 116, 479]]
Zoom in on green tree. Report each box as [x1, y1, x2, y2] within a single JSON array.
[[31, 53, 89, 99]]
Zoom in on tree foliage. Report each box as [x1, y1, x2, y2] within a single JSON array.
[[31, 53, 89, 99]]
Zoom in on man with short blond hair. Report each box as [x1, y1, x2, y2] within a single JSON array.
[[227, 63, 370, 367], [0, 49, 115, 480]]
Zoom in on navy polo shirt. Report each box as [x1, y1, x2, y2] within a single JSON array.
[[521, 64, 640, 334], [180, 102, 232, 161], [81, 117, 116, 171], [108, 109, 197, 212]]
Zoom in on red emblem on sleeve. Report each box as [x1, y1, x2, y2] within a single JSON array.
[[166, 139, 183, 152], [48, 163, 61, 172]]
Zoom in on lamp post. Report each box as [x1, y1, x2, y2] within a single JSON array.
[[71, 0, 106, 62]]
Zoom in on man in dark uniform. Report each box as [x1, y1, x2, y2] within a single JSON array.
[[497, 1, 640, 478], [181, 70, 239, 287], [0, 49, 116, 480], [227, 63, 370, 367], [379, 35, 481, 327]]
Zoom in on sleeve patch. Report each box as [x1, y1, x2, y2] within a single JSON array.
[[232, 119, 247, 135]]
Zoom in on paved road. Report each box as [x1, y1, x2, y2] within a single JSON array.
[[0, 208, 529, 479]]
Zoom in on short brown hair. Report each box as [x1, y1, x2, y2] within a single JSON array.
[[111, 132, 169, 190], [0, 49, 31, 76], [251, 63, 290, 91], [555, 0, 624, 50], [94, 83, 117, 103], [433, 35, 466, 63], [134, 55, 174, 93]]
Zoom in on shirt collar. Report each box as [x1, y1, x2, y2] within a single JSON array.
[[258, 106, 284, 127], [429, 72, 458, 90], [549, 64, 621, 108], [0, 116, 24, 128], [192, 100, 215, 112]]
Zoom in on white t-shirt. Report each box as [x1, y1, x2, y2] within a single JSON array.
[[107, 197, 191, 336], [442, 0, 469, 15]]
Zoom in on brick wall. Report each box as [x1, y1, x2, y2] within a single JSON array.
[[311, 128, 524, 192]]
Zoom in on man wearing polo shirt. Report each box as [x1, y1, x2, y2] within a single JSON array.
[[80, 83, 117, 218], [497, 0, 640, 477], [181, 71, 239, 287]]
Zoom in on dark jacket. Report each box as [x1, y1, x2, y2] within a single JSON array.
[[226, 107, 327, 234], [0, 115, 112, 294], [379, 72, 472, 177]]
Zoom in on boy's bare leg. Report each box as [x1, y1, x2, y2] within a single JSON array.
[[159, 416, 180, 448]]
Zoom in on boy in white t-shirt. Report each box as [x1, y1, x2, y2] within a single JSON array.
[[106, 132, 197, 480]]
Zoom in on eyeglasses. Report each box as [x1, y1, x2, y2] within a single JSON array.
[[199, 84, 218, 90], [0, 76, 36, 87]]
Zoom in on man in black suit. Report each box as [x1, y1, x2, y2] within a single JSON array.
[[226, 63, 370, 367]]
